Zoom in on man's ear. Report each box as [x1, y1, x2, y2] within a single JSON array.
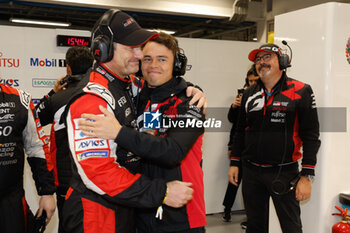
[[66, 65, 72, 76]]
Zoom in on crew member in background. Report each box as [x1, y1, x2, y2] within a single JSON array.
[[79, 32, 207, 233], [222, 68, 258, 228], [35, 45, 94, 233], [228, 44, 321, 233], [0, 82, 56, 233]]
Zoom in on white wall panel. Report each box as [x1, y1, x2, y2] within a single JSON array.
[[177, 37, 261, 213], [274, 2, 350, 233]]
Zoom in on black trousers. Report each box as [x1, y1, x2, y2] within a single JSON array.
[[57, 192, 68, 233], [242, 162, 302, 233], [222, 164, 242, 212], [0, 187, 34, 233]]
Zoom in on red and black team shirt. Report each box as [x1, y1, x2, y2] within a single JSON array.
[[0, 83, 55, 195], [115, 77, 207, 232], [231, 72, 321, 176]]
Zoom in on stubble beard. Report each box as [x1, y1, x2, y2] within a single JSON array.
[[258, 64, 272, 78]]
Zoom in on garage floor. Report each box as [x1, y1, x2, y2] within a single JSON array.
[[206, 212, 247, 233]]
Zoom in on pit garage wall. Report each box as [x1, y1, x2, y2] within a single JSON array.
[[0, 25, 260, 232], [271, 2, 350, 233], [177, 37, 261, 215]]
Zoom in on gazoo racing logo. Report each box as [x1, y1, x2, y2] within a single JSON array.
[[0, 79, 19, 87], [75, 139, 108, 152], [0, 52, 20, 68], [30, 57, 66, 67]]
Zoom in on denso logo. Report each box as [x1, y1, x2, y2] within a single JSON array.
[[0, 52, 20, 68], [30, 58, 66, 67], [76, 139, 107, 151], [0, 79, 19, 87]]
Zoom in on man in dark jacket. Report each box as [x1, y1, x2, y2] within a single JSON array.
[[228, 44, 321, 233], [131, 32, 206, 233]]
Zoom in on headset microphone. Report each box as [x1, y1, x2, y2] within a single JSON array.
[[282, 40, 293, 66]]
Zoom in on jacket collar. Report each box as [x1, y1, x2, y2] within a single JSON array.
[[143, 77, 187, 103], [257, 71, 288, 94], [94, 63, 131, 84]]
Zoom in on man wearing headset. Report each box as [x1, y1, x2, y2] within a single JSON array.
[[228, 44, 321, 233], [62, 10, 205, 233], [35, 45, 94, 233], [79, 32, 206, 233]]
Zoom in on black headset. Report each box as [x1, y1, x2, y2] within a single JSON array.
[[173, 44, 188, 77], [91, 9, 120, 63], [252, 42, 292, 76]]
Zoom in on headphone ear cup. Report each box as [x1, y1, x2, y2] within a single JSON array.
[[173, 52, 187, 77], [278, 54, 291, 70], [91, 35, 113, 63], [90, 9, 120, 63], [252, 63, 258, 76]]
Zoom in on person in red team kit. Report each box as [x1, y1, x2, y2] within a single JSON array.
[[79, 32, 206, 233], [228, 44, 321, 233], [62, 10, 205, 233], [0, 83, 56, 233]]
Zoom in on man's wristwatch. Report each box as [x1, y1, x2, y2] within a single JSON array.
[[303, 174, 315, 182]]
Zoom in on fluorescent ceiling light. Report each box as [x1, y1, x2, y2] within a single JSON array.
[[10, 18, 71, 27], [253, 38, 258, 41], [146, 29, 176, 35]]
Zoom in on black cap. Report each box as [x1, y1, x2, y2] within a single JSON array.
[[109, 11, 158, 46], [248, 44, 282, 61]]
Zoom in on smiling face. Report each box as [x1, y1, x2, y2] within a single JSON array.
[[254, 51, 280, 79], [141, 41, 174, 88], [105, 42, 143, 77]]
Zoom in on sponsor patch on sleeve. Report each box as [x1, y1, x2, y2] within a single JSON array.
[[74, 130, 90, 140], [75, 139, 108, 152], [77, 151, 109, 161], [83, 83, 115, 109], [38, 129, 46, 138]]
